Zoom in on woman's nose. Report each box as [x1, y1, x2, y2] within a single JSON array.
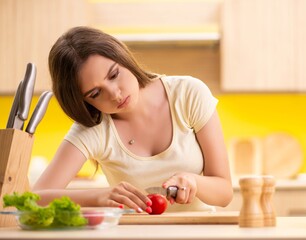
[[107, 85, 121, 102]]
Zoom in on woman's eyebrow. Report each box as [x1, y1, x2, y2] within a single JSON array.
[[104, 62, 117, 80], [83, 62, 117, 97]]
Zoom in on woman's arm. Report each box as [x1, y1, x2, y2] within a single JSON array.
[[33, 140, 87, 190], [163, 110, 233, 207], [195, 110, 233, 206], [32, 140, 150, 212]]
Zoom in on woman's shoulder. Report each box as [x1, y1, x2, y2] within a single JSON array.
[[162, 75, 208, 86], [162, 75, 201, 83], [161, 75, 217, 132], [67, 118, 107, 139], [161, 75, 211, 95]]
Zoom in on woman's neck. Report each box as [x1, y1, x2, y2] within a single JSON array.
[[112, 79, 165, 122]]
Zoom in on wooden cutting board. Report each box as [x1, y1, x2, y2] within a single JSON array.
[[119, 211, 239, 225]]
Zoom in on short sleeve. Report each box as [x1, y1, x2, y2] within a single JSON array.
[[184, 77, 218, 133], [64, 123, 103, 160]]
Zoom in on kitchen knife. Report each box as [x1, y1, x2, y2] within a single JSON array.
[[6, 81, 23, 129], [145, 186, 178, 199], [13, 63, 36, 130], [25, 91, 53, 135]]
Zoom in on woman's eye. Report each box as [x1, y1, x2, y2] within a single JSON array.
[[110, 69, 119, 80], [90, 89, 101, 99]]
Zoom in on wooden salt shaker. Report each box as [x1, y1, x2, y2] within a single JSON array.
[[261, 175, 276, 226], [239, 176, 264, 227]]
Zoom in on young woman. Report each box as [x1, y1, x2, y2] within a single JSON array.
[[33, 26, 233, 214]]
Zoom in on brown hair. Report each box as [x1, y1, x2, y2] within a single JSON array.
[[49, 26, 157, 127]]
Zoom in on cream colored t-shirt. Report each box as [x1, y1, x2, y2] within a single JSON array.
[[65, 75, 218, 212]]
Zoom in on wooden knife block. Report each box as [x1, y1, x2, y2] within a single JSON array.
[[0, 129, 34, 227]]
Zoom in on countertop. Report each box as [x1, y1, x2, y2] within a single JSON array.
[[0, 217, 306, 240]]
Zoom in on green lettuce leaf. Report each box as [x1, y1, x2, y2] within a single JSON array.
[[3, 192, 87, 228]]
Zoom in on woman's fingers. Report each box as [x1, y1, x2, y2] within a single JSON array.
[[187, 186, 196, 204], [120, 182, 152, 210], [163, 173, 197, 204], [175, 186, 189, 204], [109, 182, 152, 213], [111, 193, 144, 212], [104, 199, 124, 209]]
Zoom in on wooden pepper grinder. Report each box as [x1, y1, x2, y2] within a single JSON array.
[[239, 176, 264, 227], [261, 175, 276, 226]]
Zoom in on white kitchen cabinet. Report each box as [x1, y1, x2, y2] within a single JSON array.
[[0, 0, 221, 94], [0, 0, 89, 94], [221, 0, 306, 92]]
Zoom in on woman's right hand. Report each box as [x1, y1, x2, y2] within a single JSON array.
[[96, 181, 152, 213]]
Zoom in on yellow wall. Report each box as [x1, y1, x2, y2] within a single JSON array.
[[1, 93, 306, 177], [217, 94, 306, 174], [1, 96, 97, 177]]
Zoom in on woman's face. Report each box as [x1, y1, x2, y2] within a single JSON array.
[[78, 54, 140, 115]]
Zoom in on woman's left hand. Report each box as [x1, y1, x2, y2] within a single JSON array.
[[162, 172, 198, 204]]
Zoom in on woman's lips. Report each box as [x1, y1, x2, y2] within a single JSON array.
[[117, 96, 130, 109]]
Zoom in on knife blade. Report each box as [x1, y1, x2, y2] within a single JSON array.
[[145, 186, 178, 199], [25, 91, 53, 135], [13, 63, 36, 130]]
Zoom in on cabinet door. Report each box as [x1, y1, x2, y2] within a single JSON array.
[[0, 0, 88, 94], [221, 0, 306, 92]]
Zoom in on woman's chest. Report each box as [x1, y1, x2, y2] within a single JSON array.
[[113, 106, 173, 157], [109, 79, 175, 156], [101, 126, 204, 187], [103, 115, 204, 166]]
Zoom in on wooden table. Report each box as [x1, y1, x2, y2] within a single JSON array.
[[0, 217, 306, 240]]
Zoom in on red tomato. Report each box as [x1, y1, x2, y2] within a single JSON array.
[[83, 211, 104, 226], [147, 194, 168, 215]]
